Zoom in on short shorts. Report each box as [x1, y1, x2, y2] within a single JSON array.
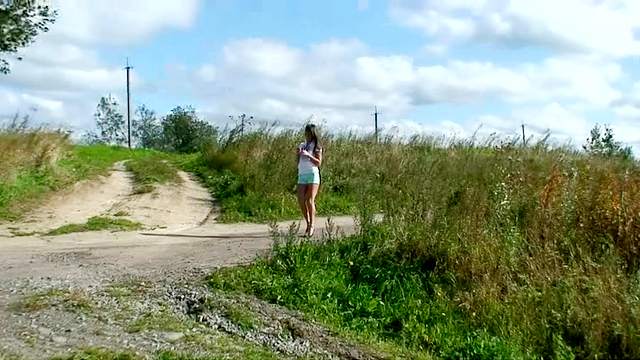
[[298, 169, 320, 184]]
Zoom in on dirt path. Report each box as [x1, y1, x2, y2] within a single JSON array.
[[0, 216, 356, 284], [0, 163, 365, 359], [0, 160, 357, 283], [0, 161, 217, 238]]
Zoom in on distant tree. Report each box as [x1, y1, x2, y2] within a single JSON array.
[[161, 106, 217, 153], [583, 124, 632, 160], [0, 0, 57, 74], [94, 96, 127, 145], [133, 104, 162, 149]]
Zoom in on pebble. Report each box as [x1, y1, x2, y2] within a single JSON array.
[[37, 327, 52, 337]]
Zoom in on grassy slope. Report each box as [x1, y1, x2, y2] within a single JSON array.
[[0, 135, 184, 221], [205, 132, 640, 359], [183, 131, 358, 223]]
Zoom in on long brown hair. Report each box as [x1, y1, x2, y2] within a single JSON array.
[[305, 124, 321, 152]]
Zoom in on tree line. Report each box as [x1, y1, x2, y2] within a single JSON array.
[[86, 96, 221, 153]]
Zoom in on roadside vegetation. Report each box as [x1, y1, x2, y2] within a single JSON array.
[[208, 129, 640, 358], [45, 216, 143, 236], [125, 155, 182, 194]]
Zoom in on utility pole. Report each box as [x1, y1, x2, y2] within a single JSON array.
[[521, 124, 526, 146], [373, 106, 379, 142], [125, 58, 133, 149]]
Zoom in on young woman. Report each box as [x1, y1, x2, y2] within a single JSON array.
[[296, 124, 323, 237]]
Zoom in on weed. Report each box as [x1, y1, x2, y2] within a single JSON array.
[[51, 348, 139, 360], [126, 308, 186, 333], [45, 216, 142, 236], [125, 156, 182, 194], [10, 289, 93, 314]]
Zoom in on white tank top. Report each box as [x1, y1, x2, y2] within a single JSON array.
[[298, 141, 319, 174]]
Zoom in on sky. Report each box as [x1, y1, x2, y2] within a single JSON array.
[[2, 0, 640, 152]]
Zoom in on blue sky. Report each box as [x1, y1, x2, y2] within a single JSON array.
[[2, 0, 640, 152]]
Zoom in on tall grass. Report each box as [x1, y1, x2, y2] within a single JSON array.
[[208, 131, 640, 358], [0, 122, 71, 220], [184, 127, 358, 222], [0, 123, 165, 221]]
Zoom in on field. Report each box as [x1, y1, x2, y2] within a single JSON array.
[[199, 130, 640, 358], [1, 126, 639, 359]]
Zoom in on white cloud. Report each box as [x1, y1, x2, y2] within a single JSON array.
[[48, 0, 201, 45], [172, 37, 628, 152], [390, 0, 640, 57], [1, 0, 201, 130], [196, 38, 621, 116]]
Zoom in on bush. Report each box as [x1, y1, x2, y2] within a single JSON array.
[[161, 106, 217, 153]]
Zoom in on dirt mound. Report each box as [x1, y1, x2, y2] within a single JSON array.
[[0, 162, 216, 236], [0, 161, 132, 237], [107, 170, 216, 231]]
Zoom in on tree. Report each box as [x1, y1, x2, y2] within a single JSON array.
[[94, 96, 127, 145], [161, 106, 217, 153], [583, 124, 633, 160], [133, 104, 162, 149], [0, 0, 57, 74]]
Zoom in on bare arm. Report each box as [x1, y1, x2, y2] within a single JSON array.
[[303, 148, 322, 167]]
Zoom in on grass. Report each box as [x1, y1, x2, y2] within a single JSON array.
[[105, 279, 150, 299], [125, 155, 182, 194], [183, 130, 356, 222], [10, 288, 93, 314], [51, 348, 139, 360], [205, 131, 640, 358], [156, 348, 280, 360], [223, 303, 261, 331], [0, 128, 162, 221], [51, 344, 281, 360], [126, 308, 187, 333], [45, 216, 143, 236]]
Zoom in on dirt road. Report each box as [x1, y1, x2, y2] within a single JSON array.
[[0, 163, 363, 359]]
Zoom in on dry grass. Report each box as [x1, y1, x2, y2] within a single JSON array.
[[0, 130, 70, 182]]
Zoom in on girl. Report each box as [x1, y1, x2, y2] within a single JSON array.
[[296, 124, 323, 237]]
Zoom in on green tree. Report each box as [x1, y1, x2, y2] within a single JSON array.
[[94, 96, 127, 145], [133, 104, 162, 149], [0, 0, 57, 74], [161, 106, 217, 153], [583, 124, 633, 160]]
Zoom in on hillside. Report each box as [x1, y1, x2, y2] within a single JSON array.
[[1, 128, 639, 359]]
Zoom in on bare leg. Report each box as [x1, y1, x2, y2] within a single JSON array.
[[297, 184, 310, 233], [305, 184, 320, 236]]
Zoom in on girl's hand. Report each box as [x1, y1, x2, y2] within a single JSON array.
[[300, 149, 311, 157]]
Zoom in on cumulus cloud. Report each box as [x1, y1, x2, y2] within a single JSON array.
[[390, 0, 640, 57], [47, 0, 200, 45], [2, 0, 201, 129], [182, 38, 623, 135]]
